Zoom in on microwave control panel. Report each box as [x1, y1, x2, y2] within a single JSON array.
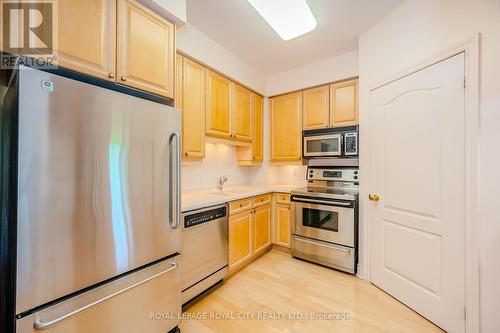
[[344, 132, 358, 156]]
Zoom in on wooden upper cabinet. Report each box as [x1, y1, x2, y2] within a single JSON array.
[[237, 93, 263, 165], [57, 0, 116, 81], [303, 85, 330, 130], [117, 0, 175, 98], [182, 57, 206, 158], [271, 92, 303, 161], [206, 70, 232, 138], [232, 84, 252, 142], [330, 79, 359, 127], [252, 94, 264, 161], [175, 53, 183, 108]]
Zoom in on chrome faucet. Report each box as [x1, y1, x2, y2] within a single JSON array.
[[217, 175, 228, 191]]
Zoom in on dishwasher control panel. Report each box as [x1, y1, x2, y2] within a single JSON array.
[[184, 206, 227, 228]]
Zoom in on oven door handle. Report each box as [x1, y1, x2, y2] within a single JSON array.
[[294, 236, 351, 253], [292, 197, 352, 207]]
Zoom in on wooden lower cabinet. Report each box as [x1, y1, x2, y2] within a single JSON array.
[[253, 205, 271, 254], [229, 211, 252, 269], [276, 204, 291, 248], [229, 197, 272, 272]]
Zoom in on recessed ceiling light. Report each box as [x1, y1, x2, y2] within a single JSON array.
[[248, 0, 317, 41]]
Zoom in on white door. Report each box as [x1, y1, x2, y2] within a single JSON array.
[[369, 53, 465, 333]]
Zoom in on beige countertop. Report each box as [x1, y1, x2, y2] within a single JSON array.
[[182, 184, 304, 212]]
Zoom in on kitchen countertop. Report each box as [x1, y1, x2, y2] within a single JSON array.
[[182, 184, 304, 212]]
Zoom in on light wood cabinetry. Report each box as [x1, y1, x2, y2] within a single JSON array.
[[232, 84, 252, 142], [175, 53, 183, 108], [276, 204, 291, 248], [57, 0, 117, 81], [181, 57, 206, 158], [228, 211, 252, 269], [205, 70, 232, 138], [253, 205, 271, 254], [36, 0, 175, 97], [302, 85, 330, 130], [270, 92, 303, 161], [228, 195, 272, 272], [237, 93, 263, 165], [330, 79, 359, 127], [117, 0, 175, 98]]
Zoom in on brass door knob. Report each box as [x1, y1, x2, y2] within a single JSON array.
[[368, 194, 380, 202]]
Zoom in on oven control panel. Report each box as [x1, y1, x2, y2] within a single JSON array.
[[307, 167, 359, 182]]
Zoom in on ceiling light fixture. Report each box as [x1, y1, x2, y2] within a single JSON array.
[[247, 0, 317, 41]]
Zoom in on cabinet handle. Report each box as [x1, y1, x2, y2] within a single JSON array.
[[121, 76, 127, 81], [108, 73, 115, 79]]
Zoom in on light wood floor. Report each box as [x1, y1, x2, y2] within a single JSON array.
[[179, 250, 444, 333]]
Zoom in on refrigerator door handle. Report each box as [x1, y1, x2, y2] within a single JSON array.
[[33, 261, 178, 330], [169, 132, 181, 229]]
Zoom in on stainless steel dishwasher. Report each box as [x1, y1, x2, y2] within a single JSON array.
[[181, 204, 228, 304]]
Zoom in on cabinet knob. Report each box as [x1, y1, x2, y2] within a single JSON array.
[[121, 76, 127, 81], [108, 73, 115, 79], [239, 204, 242, 208]]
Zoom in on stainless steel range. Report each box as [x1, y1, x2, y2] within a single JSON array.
[[291, 167, 359, 274]]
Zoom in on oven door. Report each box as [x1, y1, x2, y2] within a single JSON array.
[[292, 197, 355, 247], [303, 134, 342, 157]]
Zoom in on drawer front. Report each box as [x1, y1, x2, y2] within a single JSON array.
[[229, 198, 253, 215], [252, 194, 271, 207], [275, 193, 291, 204], [292, 235, 355, 274], [17, 257, 181, 333]]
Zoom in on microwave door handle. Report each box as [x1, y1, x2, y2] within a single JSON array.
[[168, 132, 181, 229], [33, 261, 178, 330], [293, 197, 352, 207]]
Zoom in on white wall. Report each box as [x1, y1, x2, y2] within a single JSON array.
[[177, 24, 270, 190], [140, 0, 187, 25], [265, 51, 359, 96], [358, 0, 500, 331], [177, 24, 266, 94]]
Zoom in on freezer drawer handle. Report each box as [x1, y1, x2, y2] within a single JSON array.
[[294, 236, 351, 253], [292, 197, 352, 207], [33, 261, 178, 330], [169, 132, 181, 229]]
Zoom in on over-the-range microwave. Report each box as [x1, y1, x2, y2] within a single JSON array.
[[303, 126, 358, 158]]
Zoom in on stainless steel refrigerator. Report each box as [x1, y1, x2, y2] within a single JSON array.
[[0, 66, 182, 333]]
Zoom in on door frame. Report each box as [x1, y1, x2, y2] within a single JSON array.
[[360, 35, 480, 332]]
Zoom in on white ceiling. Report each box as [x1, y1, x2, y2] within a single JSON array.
[[186, 0, 404, 76]]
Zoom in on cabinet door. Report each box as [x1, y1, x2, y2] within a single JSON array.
[[175, 53, 183, 108], [330, 79, 359, 127], [117, 0, 175, 98], [206, 70, 232, 139], [271, 92, 302, 161], [182, 58, 206, 158], [232, 84, 252, 142], [276, 204, 291, 248], [229, 211, 252, 269], [303, 85, 330, 130], [253, 205, 271, 254], [252, 94, 264, 161], [57, 0, 116, 81]]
